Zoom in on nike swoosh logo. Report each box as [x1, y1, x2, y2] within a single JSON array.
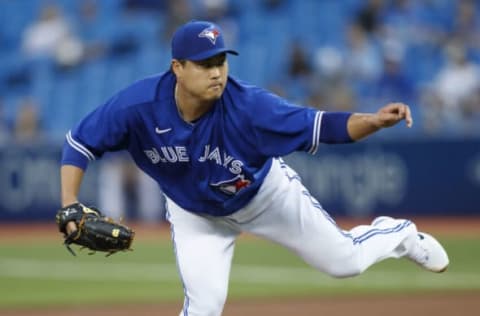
[[155, 127, 172, 134]]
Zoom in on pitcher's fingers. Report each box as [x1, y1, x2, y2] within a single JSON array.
[[405, 105, 413, 127], [397, 103, 406, 116], [66, 221, 77, 234]]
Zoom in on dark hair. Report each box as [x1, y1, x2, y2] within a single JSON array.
[[170, 59, 186, 73]]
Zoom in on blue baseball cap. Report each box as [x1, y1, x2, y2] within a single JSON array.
[[171, 21, 238, 61]]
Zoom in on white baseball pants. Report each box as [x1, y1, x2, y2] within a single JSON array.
[[166, 158, 418, 316]]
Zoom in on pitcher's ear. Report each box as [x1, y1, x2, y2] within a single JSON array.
[[171, 59, 186, 76]]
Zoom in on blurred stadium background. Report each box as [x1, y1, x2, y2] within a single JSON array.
[[0, 0, 479, 221], [0, 0, 479, 314]]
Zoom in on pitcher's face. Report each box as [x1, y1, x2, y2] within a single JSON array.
[[173, 53, 228, 102]]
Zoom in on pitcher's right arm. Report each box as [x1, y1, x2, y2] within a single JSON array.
[[61, 165, 85, 234]]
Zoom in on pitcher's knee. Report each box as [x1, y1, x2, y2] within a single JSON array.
[[315, 258, 366, 278], [326, 264, 366, 278]]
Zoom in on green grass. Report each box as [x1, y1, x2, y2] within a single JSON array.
[[0, 236, 479, 308]]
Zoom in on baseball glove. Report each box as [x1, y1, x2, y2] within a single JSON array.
[[56, 202, 135, 257]]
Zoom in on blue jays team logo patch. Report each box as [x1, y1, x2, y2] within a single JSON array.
[[210, 175, 251, 196], [198, 26, 220, 45]]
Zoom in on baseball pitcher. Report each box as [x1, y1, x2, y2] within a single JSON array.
[[57, 21, 449, 316]]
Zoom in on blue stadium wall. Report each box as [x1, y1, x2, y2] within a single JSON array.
[[0, 138, 479, 221]]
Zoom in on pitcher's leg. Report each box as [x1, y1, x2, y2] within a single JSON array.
[[238, 159, 418, 278], [341, 217, 417, 273], [166, 199, 239, 316], [251, 191, 416, 277]]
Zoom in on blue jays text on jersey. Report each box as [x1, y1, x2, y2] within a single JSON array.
[[62, 71, 351, 216], [144, 144, 244, 175]]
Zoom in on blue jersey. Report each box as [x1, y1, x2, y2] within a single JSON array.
[[62, 71, 326, 216]]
